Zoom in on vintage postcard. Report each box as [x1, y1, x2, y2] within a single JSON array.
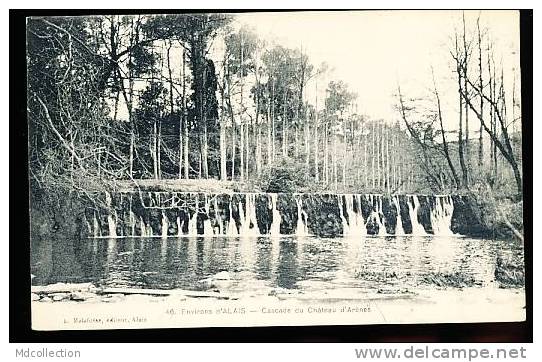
[[28, 10, 526, 330]]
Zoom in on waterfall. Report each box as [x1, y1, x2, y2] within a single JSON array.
[[295, 195, 309, 236], [343, 194, 366, 236], [87, 191, 464, 239], [105, 191, 117, 237], [93, 211, 100, 238], [202, 194, 214, 236], [356, 194, 368, 235], [129, 195, 136, 237], [408, 195, 427, 235], [376, 195, 387, 236], [187, 194, 198, 236], [338, 195, 350, 235], [269, 194, 282, 237], [430, 195, 454, 236], [140, 216, 150, 237], [226, 198, 238, 236], [240, 193, 260, 236], [238, 199, 245, 233], [176, 216, 183, 237], [393, 195, 405, 235], [364, 195, 387, 235], [214, 197, 224, 235], [84, 214, 92, 234], [161, 210, 169, 238]]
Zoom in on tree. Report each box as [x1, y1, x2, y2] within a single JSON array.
[[324, 80, 356, 188]]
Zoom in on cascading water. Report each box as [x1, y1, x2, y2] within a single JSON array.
[[89, 191, 461, 239], [343, 194, 366, 236], [84, 214, 92, 235], [214, 197, 224, 235], [393, 195, 405, 235], [187, 194, 198, 236], [140, 216, 150, 237], [430, 195, 454, 236], [240, 193, 260, 237], [226, 198, 238, 236], [105, 192, 117, 237], [161, 210, 169, 238], [129, 195, 136, 236], [408, 195, 427, 235], [176, 216, 183, 237], [93, 211, 101, 238], [364, 194, 386, 235], [295, 194, 309, 236], [202, 194, 214, 236], [338, 195, 350, 235], [269, 193, 282, 237], [238, 198, 246, 236], [376, 195, 387, 236]]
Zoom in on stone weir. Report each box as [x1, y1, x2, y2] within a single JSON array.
[[82, 192, 481, 238]]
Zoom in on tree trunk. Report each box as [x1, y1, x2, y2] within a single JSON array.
[[231, 121, 236, 180], [184, 106, 189, 180], [435, 80, 460, 189], [152, 121, 158, 179], [457, 63, 468, 187], [157, 120, 162, 179], [282, 88, 287, 157], [371, 121, 375, 189], [245, 122, 249, 179], [324, 121, 329, 183], [314, 80, 319, 182], [342, 117, 347, 187], [477, 16, 484, 169], [266, 103, 272, 165], [314, 120, 319, 182], [462, 13, 470, 185]]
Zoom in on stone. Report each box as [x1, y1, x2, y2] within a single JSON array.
[[31, 293, 40, 301], [213, 271, 231, 280], [51, 293, 69, 301], [70, 291, 95, 301]]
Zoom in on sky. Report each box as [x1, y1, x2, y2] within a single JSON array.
[[234, 10, 521, 133]]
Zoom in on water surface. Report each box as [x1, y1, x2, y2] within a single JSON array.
[[31, 235, 524, 293]]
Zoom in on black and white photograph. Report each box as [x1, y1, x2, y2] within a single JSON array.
[[24, 10, 528, 332]]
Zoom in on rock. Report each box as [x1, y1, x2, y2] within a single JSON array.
[[70, 291, 95, 301], [212, 279, 232, 291], [197, 278, 214, 290], [51, 293, 69, 301], [32, 282, 93, 294], [31, 293, 40, 301], [40, 296, 52, 302], [213, 271, 231, 280], [101, 294, 124, 303]]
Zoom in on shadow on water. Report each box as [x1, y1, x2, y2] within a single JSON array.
[[276, 238, 299, 289]]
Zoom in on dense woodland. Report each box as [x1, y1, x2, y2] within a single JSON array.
[[27, 14, 523, 201]]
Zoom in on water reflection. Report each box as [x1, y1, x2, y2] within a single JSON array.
[[31, 235, 524, 292]]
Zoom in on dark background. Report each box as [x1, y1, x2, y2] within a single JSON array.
[[9, 8, 533, 343]]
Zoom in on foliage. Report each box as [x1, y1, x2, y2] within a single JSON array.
[[325, 80, 356, 117], [27, 12, 522, 212], [468, 183, 523, 239], [258, 157, 313, 193]]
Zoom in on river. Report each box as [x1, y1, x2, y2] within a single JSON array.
[[31, 235, 524, 295]]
